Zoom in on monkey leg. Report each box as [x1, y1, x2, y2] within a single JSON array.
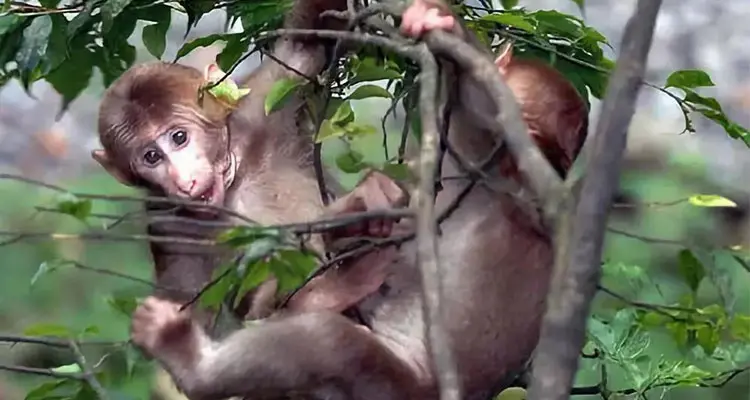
[[132, 297, 422, 400]]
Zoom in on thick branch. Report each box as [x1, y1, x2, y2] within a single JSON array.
[[527, 1, 663, 399], [419, 31, 563, 226]]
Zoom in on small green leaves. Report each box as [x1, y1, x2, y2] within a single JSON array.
[[54, 193, 93, 222], [347, 84, 392, 100], [481, 14, 535, 33], [52, 363, 83, 375], [665, 70, 715, 89], [500, 0, 520, 9], [687, 194, 737, 208], [677, 249, 705, 292], [382, 163, 412, 182], [350, 57, 402, 85], [203, 63, 251, 108], [141, 5, 172, 59], [16, 15, 53, 83], [316, 101, 377, 143], [336, 150, 367, 174], [264, 77, 304, 115], [101, 0, 134, 33], [661, 71, 750, 145], [106, 295, 139, 318], [176, 33, 242, 60], [24, 323, 73, 338], [218, 226, 282, 248]]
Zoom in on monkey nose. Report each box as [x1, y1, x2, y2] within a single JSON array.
[[177, 179, 197, 196]]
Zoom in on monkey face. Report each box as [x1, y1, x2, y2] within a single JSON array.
[[94, 62, 237, 217], [132, 125, 233, 213], [92, 119, 234, 217]]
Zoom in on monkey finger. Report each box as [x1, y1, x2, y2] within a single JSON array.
[[422, 9, 455, 32]]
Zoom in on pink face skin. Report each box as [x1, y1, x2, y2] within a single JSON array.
[[132, 127, 233, 217], [400, 0, 456, 38]]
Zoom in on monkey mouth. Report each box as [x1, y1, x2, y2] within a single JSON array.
[[195, 179, 224, 206]]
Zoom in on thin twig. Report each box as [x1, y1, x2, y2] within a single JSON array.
[[69, 339, 110, 400]]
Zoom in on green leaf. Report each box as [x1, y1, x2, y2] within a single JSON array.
[[494, 387, 526, 400], [639, 311, 670, 328], [336, 150, 367, 174], [52, 363, 82, 375], [570, 0, 584, 12], [16, 15, 53, 73], [207, 77, 251, 107], [343, 122, 377, 138], [175, 33, 242, 60], [687, 194, 737, 208], [481, 14, 535, 33], [532, 10, 581, 37], [0, 14, 21, 35], [54, 193, 92, 222], [704, 250, 737, 311], [25, 379, 74, 400], [106, 295, 139, 317], [382, 163, 412, 181], [695, 325, 720, 355], [218, 226, 282, 248], [234, 261, 271, 308], [216, 34, 251, 72], [199, 265, 236, 310], [696, 108, 750, 146], [24, 323, 72, 338], [665, 69, 715, 89], [677, 249, 705, 292], [500, 0, 519, 8], [269, 249, 317, 292], [241, 236, 281, 263], [729, 314, 750, 341], [666, 321, 689, 347], [347, 84, 393, 100], [264, 78, 304, 115], [46, 47, 94, 114], [101, 0, 134, 33], [141, 5, 172, 59], [351, 58, 402, 85], [330, 100, 355, 127]]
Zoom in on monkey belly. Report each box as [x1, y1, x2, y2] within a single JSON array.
[[354, 183, 553, 398]]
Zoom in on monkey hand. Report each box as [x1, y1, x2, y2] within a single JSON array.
[[131, 297, 196, 360], [401, 0, 456, 38], [324, 170, 409, 250]]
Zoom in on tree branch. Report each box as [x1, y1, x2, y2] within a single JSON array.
[[526, 1, 663, 399]]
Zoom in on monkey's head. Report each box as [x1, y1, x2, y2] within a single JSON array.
[[93, 62, 235, 216]]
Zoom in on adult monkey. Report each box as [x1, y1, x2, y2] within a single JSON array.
[[130, 2, 590, 400], [91, 0, 412, 322]]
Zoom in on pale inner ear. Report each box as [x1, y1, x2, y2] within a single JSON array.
[[91, 149, 136, 187], [494, 42, 514, 75]]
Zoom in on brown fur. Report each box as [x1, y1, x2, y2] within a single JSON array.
[[129, 1, 590, 400]]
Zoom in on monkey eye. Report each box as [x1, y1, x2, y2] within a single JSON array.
[[171, 130, 188, 146], [143, 149, 163, 166]]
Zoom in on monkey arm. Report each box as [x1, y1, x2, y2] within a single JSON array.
[[132, 297, 420, 400], [234, 0, 348, 127]]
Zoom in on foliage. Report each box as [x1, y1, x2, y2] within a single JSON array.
[[0, 1, 748, 399]]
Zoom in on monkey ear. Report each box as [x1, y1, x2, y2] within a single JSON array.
[[203, 63, 225, 83], [494, 41, 514, 72], [91, 149, 137, 187], [200, 62, 237, 123]]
